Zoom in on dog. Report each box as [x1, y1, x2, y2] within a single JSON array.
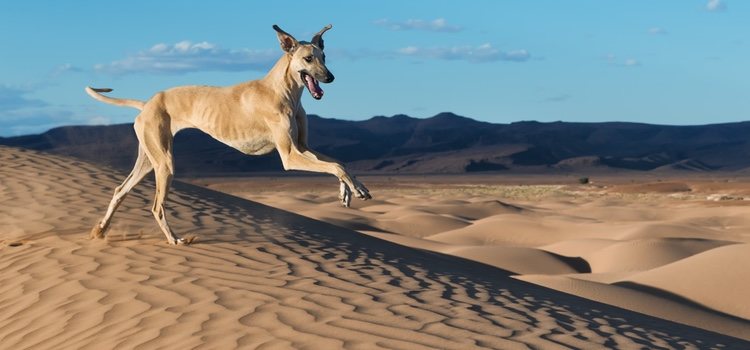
[[87, 24, 371, 245]]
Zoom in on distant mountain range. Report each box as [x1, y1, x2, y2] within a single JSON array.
[[2, 112, 750, 175]]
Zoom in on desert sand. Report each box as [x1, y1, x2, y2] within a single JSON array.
[[192, 174, 750, 343], [1, 146, 749, 349]]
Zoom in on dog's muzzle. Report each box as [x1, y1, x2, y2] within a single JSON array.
[[301, 71, 324, 100], [300, 70, 334, 100]]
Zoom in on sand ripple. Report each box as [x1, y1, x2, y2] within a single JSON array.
[[1, 146, 748, 349]]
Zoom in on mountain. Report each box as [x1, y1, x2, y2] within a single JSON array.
[[2, 112, 750, 175]]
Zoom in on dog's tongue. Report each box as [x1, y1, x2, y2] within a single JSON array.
[[305, 74, 324, 99]]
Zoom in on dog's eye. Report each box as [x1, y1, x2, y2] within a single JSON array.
[[304, 56, 313, 63]]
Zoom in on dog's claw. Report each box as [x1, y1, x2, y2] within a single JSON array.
[[352, 179, 371, 200], [357, 186, 371, 200], [168, 235, 196, 245], [339, 178, 371, 207]]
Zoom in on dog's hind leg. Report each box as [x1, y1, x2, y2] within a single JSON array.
[[91, 146, 153, 239], [134, 109, 185, 245]]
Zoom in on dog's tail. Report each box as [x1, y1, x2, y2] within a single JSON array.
[[85, 87, 145, 111]]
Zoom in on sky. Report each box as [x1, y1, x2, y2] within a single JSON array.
[[0, 0, 748, 136]]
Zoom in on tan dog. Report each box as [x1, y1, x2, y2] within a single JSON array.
[[87, 24, 371, 245]]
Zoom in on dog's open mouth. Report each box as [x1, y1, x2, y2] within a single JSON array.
[[301, 72, 324, 100]]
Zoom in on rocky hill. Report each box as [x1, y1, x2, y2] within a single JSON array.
[[3, 112, 749, 175]]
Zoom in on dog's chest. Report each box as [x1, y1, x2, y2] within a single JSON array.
[[225, 137, 275, 156]]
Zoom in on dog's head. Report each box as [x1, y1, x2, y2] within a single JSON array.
[[273, 24, 335, 100]]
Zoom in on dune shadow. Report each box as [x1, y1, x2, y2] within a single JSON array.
[[169, 180, 750, 348], [614, 281, 750, 325], [553, 254, 592, 273]]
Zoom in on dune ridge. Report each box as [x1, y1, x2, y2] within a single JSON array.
[[2, 146, 749, 348]]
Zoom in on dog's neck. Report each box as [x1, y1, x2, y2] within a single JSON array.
[[263, 54, 304, 107]]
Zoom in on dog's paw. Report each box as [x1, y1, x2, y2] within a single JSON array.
[[340, 181, 352, 208], [352, 179, 372, 200], [169, 236, 195, 245], [339, 178, 372, 208], [90, 222, 106, 239]]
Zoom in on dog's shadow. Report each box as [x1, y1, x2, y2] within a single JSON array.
[[156, 180, 750, 348]]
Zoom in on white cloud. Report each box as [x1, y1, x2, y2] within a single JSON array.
[[706, 0, 726, 12], [325, 47, 393, 61], [648, 27, 667, 35], [0, 107, 75, 136], [603, 54, 641, 67], [0, 85, 47, 112], [398, 46, 420, 55], [87, 116, 111, 125], [374, 18, 462, 32], [623, 58, 641, 67], [50, 63, 83, 78], [94, 41, 278, 75], [544, 94, 571, 103], [397, 43, 530, 63], [0, 85, 124, 136], [504, 49, 531, 62]]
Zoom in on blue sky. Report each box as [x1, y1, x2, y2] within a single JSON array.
[[1, 0, 748, 136]]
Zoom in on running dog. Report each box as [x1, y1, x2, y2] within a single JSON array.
[[87, 24, 371, 244]]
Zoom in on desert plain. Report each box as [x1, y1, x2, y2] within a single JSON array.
[[1, 145, 749, 349]]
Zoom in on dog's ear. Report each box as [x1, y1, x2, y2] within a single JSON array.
[[273, 25, 299, 53], [311, 24, 332, 50]]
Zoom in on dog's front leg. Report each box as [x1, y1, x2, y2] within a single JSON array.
[[299, 149, 370, 207], [293, 110, 370, 206], [272, 125, 371, 207]]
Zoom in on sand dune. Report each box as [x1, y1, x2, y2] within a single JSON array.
[[215, 175, 750, 342], [514, 274, 750, 340], [583, 238, 733, 273], [1, 146, 749, 349], [438, 246, 586, 275], [425, 215, 603, 247], [377, 213, 470, 238], [624, 243, 750, 320]]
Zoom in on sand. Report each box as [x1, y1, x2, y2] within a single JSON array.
[[1, 146, 749, 349], [192, 174, 750, 343]]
